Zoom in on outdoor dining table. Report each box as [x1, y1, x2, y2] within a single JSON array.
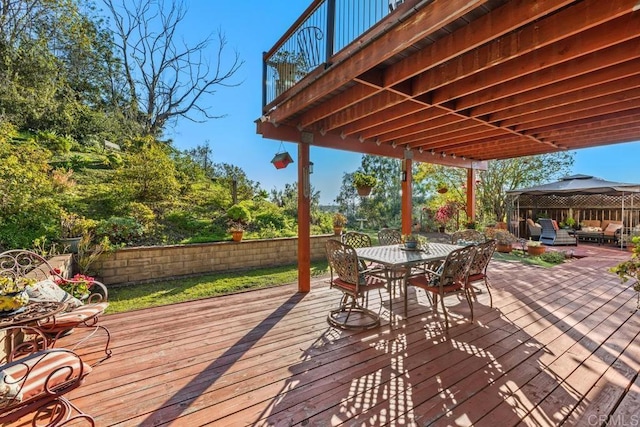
[[355, 243, 461, 317]]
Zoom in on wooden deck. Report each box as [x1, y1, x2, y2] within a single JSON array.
[[14, 244, 640, 426]]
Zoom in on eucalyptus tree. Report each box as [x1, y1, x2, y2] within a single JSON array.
[[102, 0, 244, 137]]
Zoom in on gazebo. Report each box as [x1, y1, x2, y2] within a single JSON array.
[[506, 174, 640, 243]]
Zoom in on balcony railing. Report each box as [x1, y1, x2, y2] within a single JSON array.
[[263, 0, 404, 107]]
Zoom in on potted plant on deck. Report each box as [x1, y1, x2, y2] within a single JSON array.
[[353, 172, 377, 196], [526, 239, 546, 256], [609, 236, 640, 309], [487, 229, 519, 253], [401, 233, 422, 250]]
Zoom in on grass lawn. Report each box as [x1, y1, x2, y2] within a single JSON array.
[[106, 261, 330, 314], [493, 249, 567, 267], [105, 244, 566, 315]]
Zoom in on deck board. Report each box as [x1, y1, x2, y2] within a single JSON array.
[[7, 245, 640, 426]]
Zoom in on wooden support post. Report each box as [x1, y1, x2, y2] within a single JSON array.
[[401, 158, 413, 236], [466, 168, 476, 223], [297, 143, 311, 293]]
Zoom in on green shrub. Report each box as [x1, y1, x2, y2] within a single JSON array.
[[539, 251, 565, 264], [126, 202, 156, 225], [105, 152, 124, 168], [35, 130, 73, 153], [253, 210, 287, 230], [164, 211, 209, 233], [96, 217, 144, 245], [227, 204, 251, 223]]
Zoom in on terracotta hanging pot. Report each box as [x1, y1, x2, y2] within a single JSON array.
[[437, 187, 448, 194], [356, 186, 372, 196]]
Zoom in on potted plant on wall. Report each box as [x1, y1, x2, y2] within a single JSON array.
[[353, 172, 377, 196], [227, 204, 251, 242], [333, 213, 347, 235], [59, 211, 90, 254]]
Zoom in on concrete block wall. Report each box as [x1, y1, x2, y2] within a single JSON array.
[[95, 235, 334, 285]]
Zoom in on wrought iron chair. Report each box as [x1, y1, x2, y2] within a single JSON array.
[[0, 250, 111, 365], [376, 228, 408, 296], [0, 326, 94, 425], [407, 245, 477, 330], [450, 229, 486, 245], [296, 26, 324, 73], [466, 239, 497, 307], [377, 228, 403, 245], [341, 231, 372, 249], [342, 231, 375, 271], [325, 240, 389, 329]]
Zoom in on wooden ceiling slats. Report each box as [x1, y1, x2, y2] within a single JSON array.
[[259, 1, 640, 162], [479, 61, 640, 121], [329, 101, 433, 138], [505, 90, 640, 130], [383, 0, 575, 87], [525, 108, 640, 136], [428, 13, 640, 105]]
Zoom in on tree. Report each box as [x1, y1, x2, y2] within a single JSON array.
[[0, 122, 60, 249], [116, 138, 180, 205], [0, 0, 135, 141], [415, 153, 575, 224], [103, 0, 244, 136]]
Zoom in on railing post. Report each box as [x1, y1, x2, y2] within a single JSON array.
[[325, 0, 335, 65], [262, 51, 267, 108]]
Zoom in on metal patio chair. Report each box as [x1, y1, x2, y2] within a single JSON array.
[[407, 245, 477, 330], [325, 240, 389, 330]]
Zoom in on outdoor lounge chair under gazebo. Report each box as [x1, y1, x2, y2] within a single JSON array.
[[507, 175, 640, 247]]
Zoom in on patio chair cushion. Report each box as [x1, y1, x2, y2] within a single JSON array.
[[0, 350, 91, 403], [604, 222, 623, 237], [582, 220, 602, 228], [0, 372, 22, 407], [551, 220, 560, 230], [38, 302, 109, 329], [26, 279, 83, 310], [581, 226, 602, 232]]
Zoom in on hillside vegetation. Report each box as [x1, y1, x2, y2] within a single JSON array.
[[0, 0, 335, 254]]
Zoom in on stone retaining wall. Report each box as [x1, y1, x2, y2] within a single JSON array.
[[95, 235, 335, 285]]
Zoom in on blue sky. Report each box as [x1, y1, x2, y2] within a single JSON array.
[[163, 1, 640, 205]]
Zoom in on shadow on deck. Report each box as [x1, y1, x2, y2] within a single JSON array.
[[14, 244, 639, 426]]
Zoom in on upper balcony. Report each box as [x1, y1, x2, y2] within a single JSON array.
[[259, 0, 640, 168]]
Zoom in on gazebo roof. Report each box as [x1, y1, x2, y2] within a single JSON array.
[[507, 175, 640, 197]]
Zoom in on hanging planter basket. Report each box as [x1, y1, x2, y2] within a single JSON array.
[[356, 186, 372, 196], [271, 142, 294, 169], [437, 187, 448, 194], [271, 152, 293, 169]]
